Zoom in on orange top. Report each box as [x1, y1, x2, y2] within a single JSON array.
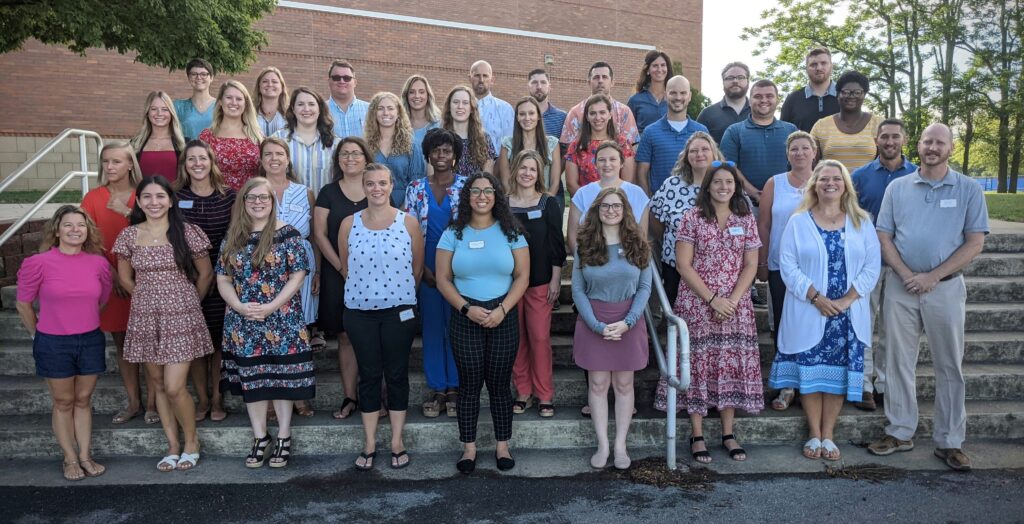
[[81, 186, 136, 333]]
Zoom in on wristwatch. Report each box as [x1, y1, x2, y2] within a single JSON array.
[[460, 303, 471, 316]]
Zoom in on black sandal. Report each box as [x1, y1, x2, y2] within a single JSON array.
[[245, 435, 272, 468], [690, 436, 711, 463], [333, 397, 358, 419], [722, 434, 747, 461], [269, 437, 291, 468], [355, 451, 376, 471], [391, 450, 411, 469]]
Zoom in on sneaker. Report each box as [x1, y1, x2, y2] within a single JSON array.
[[868, 435, 915, 456], [934, 448, 972, 471], [853, 391, 877, 411]]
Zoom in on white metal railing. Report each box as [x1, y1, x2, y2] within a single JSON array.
[[644, 257, 691, 470], [0, 129, 103, 247]]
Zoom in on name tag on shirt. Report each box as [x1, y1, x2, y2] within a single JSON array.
[[469, 240, 485, 249], [940, 199, 957, 208], [617, 248, 624, 256], [527, 209, 542, 220], [291, 204, 305, 213], [728, 226, 744, 236], [179, 200, 194, 209], [399, 308, 415, 322]]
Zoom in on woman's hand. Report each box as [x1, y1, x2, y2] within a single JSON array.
[[466, 305, 490, 325], [813, 296, 842, 317], [423, 267, 437, 288], [107, 194, 130, 217], [480, 306, 506, 328], [546, 278, 560, 305], [244, 302, 272, 321], [311, 272, 320, 295], [112, 278, 130, 299], [709, 295, 737, 320], [756, 266, 768, 282], [603, 321, 629, 340]]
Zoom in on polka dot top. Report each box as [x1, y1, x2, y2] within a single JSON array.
[[344, 210, 417, 310]]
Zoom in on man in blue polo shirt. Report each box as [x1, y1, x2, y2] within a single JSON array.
[[636, 75, 708, 195], [850, 118, 916, 411], [719, 79, 798, 203]]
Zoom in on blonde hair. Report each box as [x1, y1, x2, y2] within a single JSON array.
[[219, 178, 278, 276], [211, 80, 263, 145], [364, 91, 414, 157], [130, 91, 186, 154], [786, 130, 818, 150], [401, 74, 441, 126], [40, 205, 104, 255], [507, 149, 547, 197], [670, 131, 723, 185], [794, 159, 870, 229], [99, 141, 143, 187], [253, 66, 290, 118]]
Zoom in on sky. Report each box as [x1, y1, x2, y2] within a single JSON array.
[[700, 0, 770, 101]]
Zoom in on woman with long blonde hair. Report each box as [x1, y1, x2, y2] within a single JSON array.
[[254, 66, 290, 137], [364, 91, 425, 207], [401, 74, 441, 145], [442, 85, 497, 178], [130, 91, 186, 182], [200, 80, 264, 190]]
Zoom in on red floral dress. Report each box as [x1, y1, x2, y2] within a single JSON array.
[[565, 135, 635, 187], [199, 129, 259, 190], [654, 208, 764, 415]]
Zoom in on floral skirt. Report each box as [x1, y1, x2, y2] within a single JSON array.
[[769, 312, 864, 402]]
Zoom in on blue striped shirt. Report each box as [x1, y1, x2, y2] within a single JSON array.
[[542, 103, 567, 140], [276, 182, 318, 324], [273, 129, 337, 196], [258, 112, 288, 138], [477, 94, 514, 153], [327, 97, 369, 138], [636, 117, 709, 194]]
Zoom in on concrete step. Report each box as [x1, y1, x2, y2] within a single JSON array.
[[0, 399, 1020, 458], [984, 231, 1024, 253], [1, 363, 1021, 417], [965, 253, 1024, 277], [961, 277, 1024, 302], [965, 303, 1024, 332]]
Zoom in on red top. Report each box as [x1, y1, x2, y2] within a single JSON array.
[[81, 186, 136, 332], [565, 135, 635, 187], [138, 150, 179, 182], [199, 129, 260, 190]]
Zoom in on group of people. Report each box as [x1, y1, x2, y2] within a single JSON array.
[[16, 47, 989, 481]]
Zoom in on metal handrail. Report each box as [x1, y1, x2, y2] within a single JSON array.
[[0, 129, 103, 248], [644, 256, 691, 470]]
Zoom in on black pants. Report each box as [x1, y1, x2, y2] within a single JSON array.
[[450, 295, 519, 443], [767, 270, 786, 347], [344, 306, 417, 413], [661, 261, 681, 309]]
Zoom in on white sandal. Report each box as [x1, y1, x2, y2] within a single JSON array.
[[157, 454, 179, 472], [177, 452, 200, 470], [803, 438, 822, 459], [821, 439, 841, 461]]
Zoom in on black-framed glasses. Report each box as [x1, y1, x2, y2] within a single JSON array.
[[330, 74, 355, 82], [339, 151, 365, 158], [599, 203, 624, 212], [469, 187, 496, 197], [244, 194, 272, 203], [840, 89, 865, 97], [189, 72, 210, 79], [710, 160, 736, 168]]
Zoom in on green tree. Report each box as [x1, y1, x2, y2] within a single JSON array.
[[0, 0, 275, 74], [688, 87, 711, 120]]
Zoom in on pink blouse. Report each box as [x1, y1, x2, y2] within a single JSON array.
[[17, 248, 113, 335]]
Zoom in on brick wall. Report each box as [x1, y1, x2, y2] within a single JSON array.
[[0, 219, 46, 287]]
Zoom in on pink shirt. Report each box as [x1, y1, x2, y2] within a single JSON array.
[[17, 248, 112, 335]]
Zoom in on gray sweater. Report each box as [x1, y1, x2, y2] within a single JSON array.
[[572, 245, 653, 334]]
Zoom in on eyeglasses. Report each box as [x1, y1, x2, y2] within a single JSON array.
[[723, 75, 748, 82], [840, 89, 865, 97], [599, 203, 624, 212], [469, 187, 496, 197], [710, 160, 736, 168], [339, 151, 365, 158], [189, 72, 210, 79], [244, 194, 272, 203], [330, 75, 355, 83]]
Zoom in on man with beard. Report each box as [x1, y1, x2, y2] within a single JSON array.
[[868, 123, 989, 472], [635, 75, 708, 195], [850, 119, 917, 412], [697, 62, 752, 144], [470, 60, 514, 153], [528, 68, 567, 140], [781, 47, 840, 132], [559, 62, 640, 147]]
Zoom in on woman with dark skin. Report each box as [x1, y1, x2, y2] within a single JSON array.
[[810, 71, 881, 172]]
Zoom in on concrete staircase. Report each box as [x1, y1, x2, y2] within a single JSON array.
[[1, 229, 1022, 460]]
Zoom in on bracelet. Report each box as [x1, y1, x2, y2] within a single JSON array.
[[810, 292, 820, 304], [707, 292, 718, 304], [499, 303, 508, 315], [757, 263, 768, 268]]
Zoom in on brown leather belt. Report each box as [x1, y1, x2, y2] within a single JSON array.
[[940, 271, 963, 282]]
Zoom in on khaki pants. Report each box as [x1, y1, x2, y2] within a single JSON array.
[[864, 266, 892, 394], [882, 271, 967, 448]]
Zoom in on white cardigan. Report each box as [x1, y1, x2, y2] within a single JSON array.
[[777, 211, 880, 355]]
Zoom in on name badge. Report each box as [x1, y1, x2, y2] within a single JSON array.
[[527, 209, 542, 220], [291, 204, 305, 213], [469, 240, 485, 249], [399, 308, 415, 322], [940, 199, 957, 208], [617, 248, 624, 256], [178, 200, 194, 209], [728, 226, 743, 236]]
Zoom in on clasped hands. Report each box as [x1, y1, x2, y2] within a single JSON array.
[[238, 302, 274, 321], [709, 295, 738, 321], [466, 305, 506, 328], [902, 271, 939, 295], [812, 295, 853, 317]]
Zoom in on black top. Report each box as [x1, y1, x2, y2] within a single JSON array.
[[511, 194, 566, 287], [315, 181, 368, 251], [780, 87, 840, 132], [177, 186, 237, 259], [696, 98, 751, 144]]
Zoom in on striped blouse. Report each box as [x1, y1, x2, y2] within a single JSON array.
[[273, 129, 337, 197], [810, 113, 882, 172], [276, 182, 318, 325], [258, 112, 288, 138]]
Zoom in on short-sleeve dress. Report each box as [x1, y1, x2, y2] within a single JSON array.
[[314, 181, 367, 334], [112, 223, 215, 364], [654, 208, 764, 415], [278, 182, 318, 325], [81, 186, 135, 333], [198, 129, 260, 190], [178, 186, 237, 348], [454, 132, 497, 179], [217, 225, 315, 402]]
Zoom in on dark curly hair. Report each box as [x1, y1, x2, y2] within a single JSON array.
[[450, 172, 522, 242], [129, 175, 199, 283], [837, 70, 870, 93], [421, 127, 463, 167]]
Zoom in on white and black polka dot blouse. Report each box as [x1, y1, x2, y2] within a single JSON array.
[[344, 210, 417, 310]]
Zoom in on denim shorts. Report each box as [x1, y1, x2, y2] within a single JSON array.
[[33, 329, 106, 379]]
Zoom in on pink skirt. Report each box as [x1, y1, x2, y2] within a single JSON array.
[[573, 299, 649, 372]]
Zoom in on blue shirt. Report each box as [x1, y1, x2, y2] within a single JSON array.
[[851, 156, 917, 220], [327, 97, 369, 138], [696, 98, 751, 144], [174, 98, 216, 141], [477, 94, 515, 154], [719, 117, 798, 191], [542, 103, 567, 140], [437, 222, 528, 301], [635, 117, 709, 194], [627, 89, 668, 134], [375, 143, 427, 209], [413, 121, 441, 149]]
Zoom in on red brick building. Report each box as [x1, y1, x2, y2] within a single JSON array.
[[0, 0, 702, 189]]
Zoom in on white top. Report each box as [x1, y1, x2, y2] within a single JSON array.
[[571, 181, 649, 224], [344, 210, 417, 310], [777, 211, 880, 355], [767, 172, 805, 271]]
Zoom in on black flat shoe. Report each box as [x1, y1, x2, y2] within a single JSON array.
[[495, 453, 515, 471], [456, 457, 476, 474]]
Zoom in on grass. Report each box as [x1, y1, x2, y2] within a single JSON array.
[[0, 190, 82, 204], [985, 192, 1024, 222]]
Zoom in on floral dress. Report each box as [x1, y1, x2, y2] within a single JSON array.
[[769, 217, 865, 402], [565, 135, 635, 187], [217, 225, 314, 402], [199, 129, 260, 190], [454, 133, 497, 179], [654, 208, 764, 415]]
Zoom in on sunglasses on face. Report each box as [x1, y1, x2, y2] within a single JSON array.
[[710, 160, 736, 168], [330, 75, 355, 82], [469, 187, 496, 197]]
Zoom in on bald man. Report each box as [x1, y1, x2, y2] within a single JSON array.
[[470, 60, 514, 153], [868, 123, 989, 471], [636, 76, 708, 196]]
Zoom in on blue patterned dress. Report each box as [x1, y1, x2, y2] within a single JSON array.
[[218, 225, 315, 402], [768, 218, 865, 401], [277, 182, 318, 325]]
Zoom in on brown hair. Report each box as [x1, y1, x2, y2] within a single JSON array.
[[175, 139, 229, 195], [442, 85, 491, 170], [694, 164, 751, 220], [253, 66, 290, 119], [219, 178, 278, 276], [576, 187, 650, 269], [575, 94, 617, 154], [507, 149, 547, 197], [257, 137, 300, 183], [634, 50, 673, 93], [511, 96, 550, 160], [40, 205, 104, 255]]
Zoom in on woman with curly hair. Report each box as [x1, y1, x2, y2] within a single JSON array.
[[435, 172, 530, 474], [364, 91, 425, 207], [572, 186, 652, 470], [442, 85, 497, 178]]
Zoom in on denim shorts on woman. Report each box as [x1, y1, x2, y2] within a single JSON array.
[[32, 329, 106, 378]]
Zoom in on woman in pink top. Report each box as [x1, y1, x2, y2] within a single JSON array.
[[130, 91, 186, 182], [16, 205, 113, 481], [200, 80, 264, 190]]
